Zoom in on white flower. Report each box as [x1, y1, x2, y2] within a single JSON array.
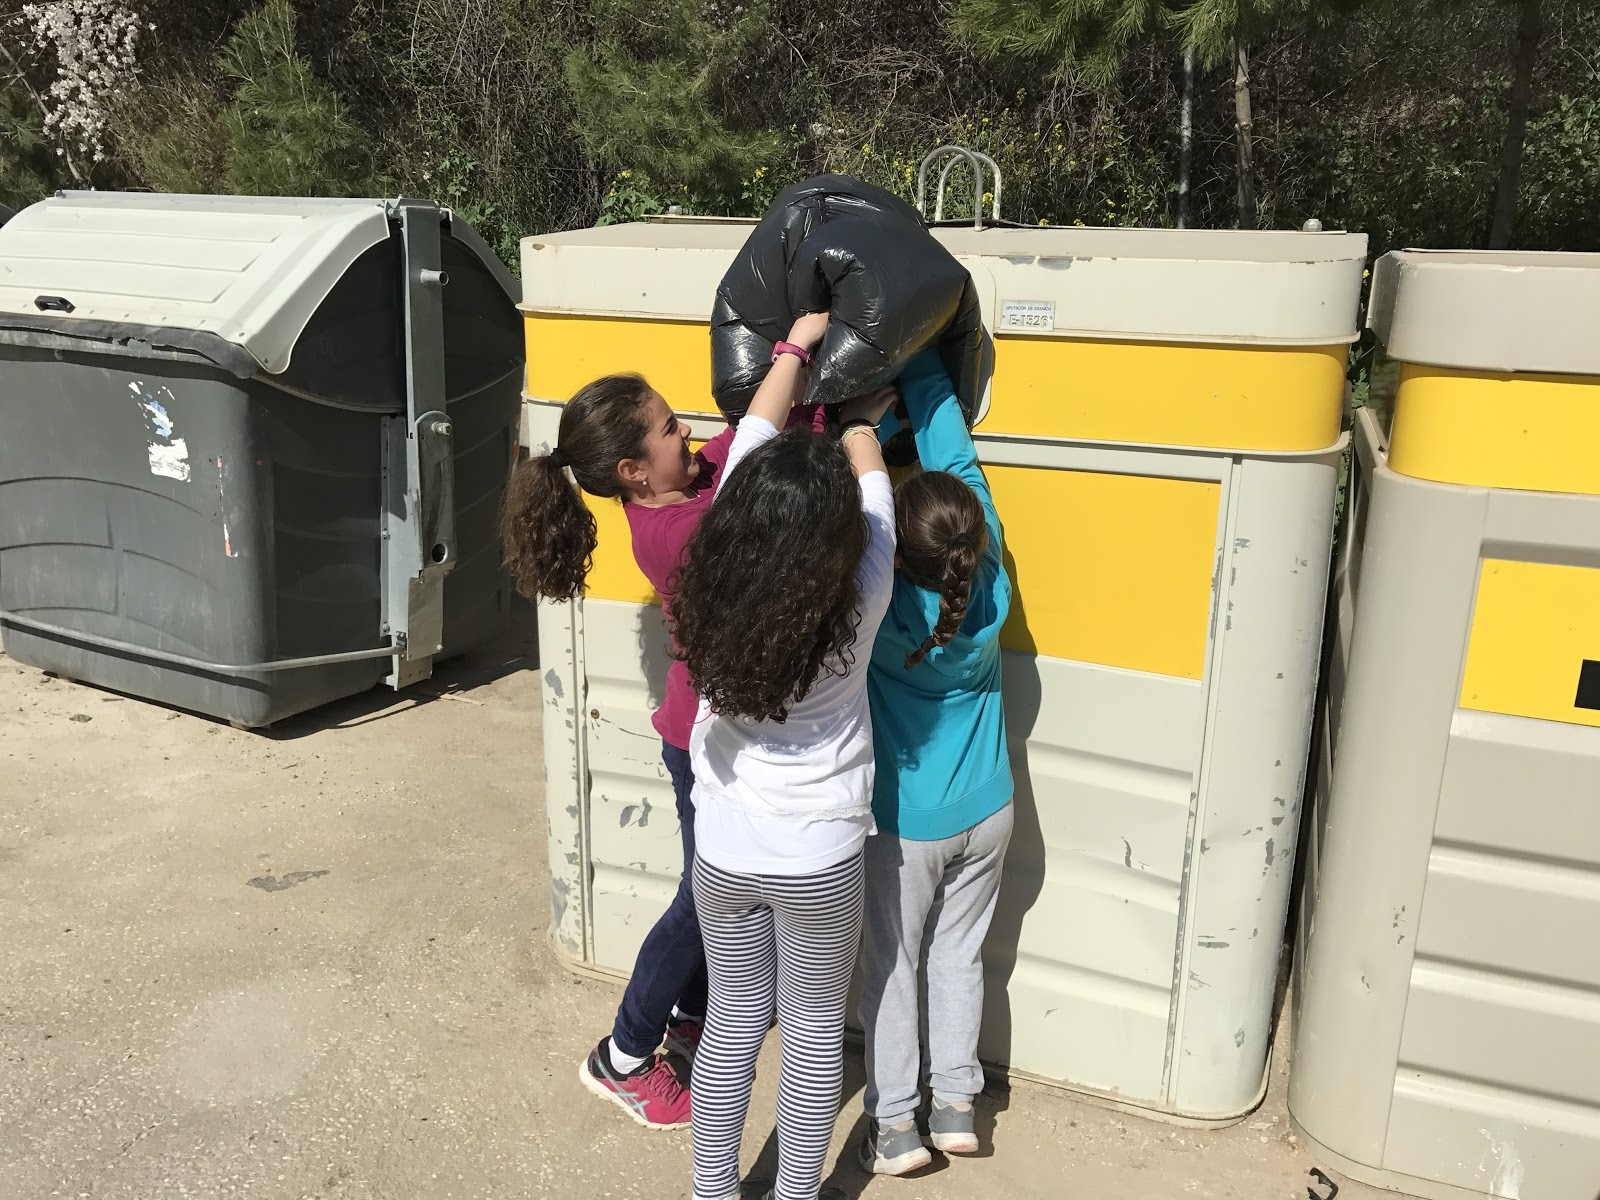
[[22, 0, 144, 165]]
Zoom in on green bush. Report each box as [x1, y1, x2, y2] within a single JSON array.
[[0, 83, 59, 211], [218, 0, 379, 197], [11, 0, 1596, 254]]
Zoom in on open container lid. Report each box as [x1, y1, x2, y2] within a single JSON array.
[[0, 192, 518, 376], [522, 219, 1368, 347], [1368, 248, 1600, 376]]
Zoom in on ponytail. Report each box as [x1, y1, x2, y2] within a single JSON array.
[[893, 471, 988, 669], [499, 374, 653, 601]]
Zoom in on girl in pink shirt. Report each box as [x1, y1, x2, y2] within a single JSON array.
[[498, 316, 829, 1133]]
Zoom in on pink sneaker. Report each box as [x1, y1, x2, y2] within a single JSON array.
[[663, 1017, 704, 1062], [579, 1039, 691, 1130]]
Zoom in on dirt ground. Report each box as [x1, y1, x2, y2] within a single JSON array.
[[0, 605, 1385, 1200]]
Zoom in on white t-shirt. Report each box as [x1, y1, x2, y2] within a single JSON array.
[[689, 415, 898, 876]]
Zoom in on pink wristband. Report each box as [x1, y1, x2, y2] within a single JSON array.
[[771, 341, 812, 367]]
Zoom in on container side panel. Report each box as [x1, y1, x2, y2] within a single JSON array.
[[0, 349, 292, 723], [1288, 467, 1489, 1161], [1172, 452, 1339, 1118], [1386, 1070, 1600, 1200], [255, 385, 384, 663], [1386, 707, 1600, 1188], [438, 372, 519, 660], [442, 234, 525, 407], [986, 652, 1206, 1104], [1432, 710, 1600, 867], [582, 600, 683, 975], [273, 240, 404, 412]]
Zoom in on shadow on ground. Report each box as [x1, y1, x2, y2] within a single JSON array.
[[262, 595, 539, 740]]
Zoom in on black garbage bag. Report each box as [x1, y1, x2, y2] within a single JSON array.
[[710, 174, 983, 424]]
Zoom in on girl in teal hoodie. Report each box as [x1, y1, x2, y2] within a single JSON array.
[[856, 348, 1014, 1176]]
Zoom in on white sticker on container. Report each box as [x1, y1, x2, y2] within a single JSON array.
[[999, 299, 1056, 331], [148, 438, 191, 481], [131, 380, 191, 481]]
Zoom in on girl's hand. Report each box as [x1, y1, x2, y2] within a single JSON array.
[[746, 312, 827, 427], [787, 310, 829, 352], [840, 383, 898, 428]]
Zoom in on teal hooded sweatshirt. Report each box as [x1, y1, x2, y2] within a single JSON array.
[[867, 350, 1013, 841]]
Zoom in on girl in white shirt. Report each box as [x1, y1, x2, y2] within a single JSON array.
[[669, 313, 899, 1200]]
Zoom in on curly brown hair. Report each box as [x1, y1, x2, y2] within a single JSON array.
[[669, 429, 867, 722], [894, 470, 987, 668], [498, 374, 652, 601]]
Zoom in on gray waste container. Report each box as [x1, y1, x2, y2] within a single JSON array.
[[0, 192, 523, 727]]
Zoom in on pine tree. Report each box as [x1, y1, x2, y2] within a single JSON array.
[[217, 0, 377, 197], [0, 84, 60, 209], [953, 0, 1166, 87], [1173, 0, 1285, 230], [564, 0, 782, 208], [116, 0, 380, 199], [952, 0, 1353, 228]]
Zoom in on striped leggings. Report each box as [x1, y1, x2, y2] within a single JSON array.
[[690, 851, 865, 1200]]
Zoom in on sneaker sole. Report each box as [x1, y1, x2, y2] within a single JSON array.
[[860, 1142, 933, 1175], [576, 1058, 691, 1131], [927, 1131, 980, 1155]]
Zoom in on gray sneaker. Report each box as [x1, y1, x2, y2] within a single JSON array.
[[751, 1190, 845, 1200], [858, 1117, 933, 1175], [927, 1098, 979, 1154]]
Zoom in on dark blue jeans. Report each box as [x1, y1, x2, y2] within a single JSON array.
[[611, 740, 709, 1059]]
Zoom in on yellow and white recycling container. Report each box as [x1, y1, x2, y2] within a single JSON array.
[[525, 219, 1366, 1122], [1292, 250, 1600, 1196]]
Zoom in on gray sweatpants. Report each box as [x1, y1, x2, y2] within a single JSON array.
[[857, 803, 1014, 1125]]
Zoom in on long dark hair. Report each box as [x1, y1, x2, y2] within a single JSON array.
[[894, 470, 987, 668], [669, 429, 867, 722], [499, 374, 653, 601]]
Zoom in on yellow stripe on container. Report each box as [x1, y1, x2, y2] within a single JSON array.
[[982, 337, 1347, 452], [527, 313, 1347, 452], [526, 314, 714, 411], [1389, 366, 1600, 496], [1460, 559, 1600, 729], [591, 457, 1220, 680], [988, 465, 1220, 679]]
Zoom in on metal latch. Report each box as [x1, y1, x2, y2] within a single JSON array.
[[382, 199, 456, 689]]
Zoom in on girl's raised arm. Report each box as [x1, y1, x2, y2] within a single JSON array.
[[721, 311, 830, 482], [900, 350, 1001, 551], [838, 384, 898, 482]]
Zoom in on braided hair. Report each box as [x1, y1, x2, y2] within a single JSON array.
[[893, 470, 988, 669]]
